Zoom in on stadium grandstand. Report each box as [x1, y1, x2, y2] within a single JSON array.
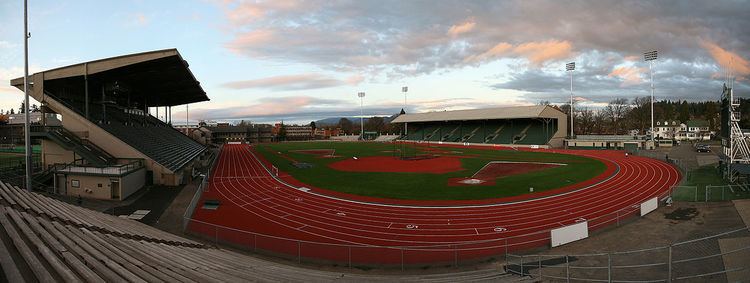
[[392, 105, 567, 148], [9, 49, 209, 199]]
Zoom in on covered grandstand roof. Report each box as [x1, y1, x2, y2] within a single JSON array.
[[391, 105, 564, 123], [10, 48, 208, 107]]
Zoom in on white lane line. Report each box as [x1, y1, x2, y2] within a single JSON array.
[[474, 228, 479, 235], [387, 222, 393, 228]]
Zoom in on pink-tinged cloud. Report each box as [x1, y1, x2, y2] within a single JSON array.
[[608, 66, 646, 86], [512, 40, 573, 66], [222, 74, 362, 91], [701, 41, 750, 78], [463, 42, 513, 63], [447, 20, 476, 37], [623, 55, 640, 62], [465, 40, 572, 66]]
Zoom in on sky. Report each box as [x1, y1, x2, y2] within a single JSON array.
[[0, 0, 749, 124]]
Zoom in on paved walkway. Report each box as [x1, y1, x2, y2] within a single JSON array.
[[155, 179, 200, 235]]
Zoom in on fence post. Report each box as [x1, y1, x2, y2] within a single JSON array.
[[504, 238, 508, 262], [401, 248, 405, 271], [253, 234, 257, 252], [214, 226, 218, 244], [705, 186, 709, 202], [454, 245, 458, 267], [565, 255, 570, 283], [538, 255, 542, 279], [297, 241, 301, 263], [722, 186, 725, 200], [608, 253, 612, 282], [668, 245, 672, 283], [694, 186, 698, 202], [348, 246, 351, 269]]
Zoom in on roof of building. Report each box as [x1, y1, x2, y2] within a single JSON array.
[[10, 49, 208, 107], [686, 120, 709, 127], [391, 105, 564, 123]]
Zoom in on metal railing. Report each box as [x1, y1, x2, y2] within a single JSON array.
[[182, 146, 221, 231], [54, 159, 144, 176], [181, 186, 676, 268], [506, 227, 750, 282]]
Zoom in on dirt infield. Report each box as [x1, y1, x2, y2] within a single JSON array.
[[328, 156, 464, 174], [449, 161, 563, 186]]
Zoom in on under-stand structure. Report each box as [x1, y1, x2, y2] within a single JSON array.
[[721, 81, 750, 183]]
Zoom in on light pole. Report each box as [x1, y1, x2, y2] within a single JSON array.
[[23, 0, 32, 191], [358, 92, 365, 140], [644, 50, 657, 142], [566, 62, 575, 138], [402, 86, 408, 136]]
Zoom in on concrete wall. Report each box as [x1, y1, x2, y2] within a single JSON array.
[[120, 168, 146, 200], [62, 174, 116, 200], [41, 140, 76, 168]]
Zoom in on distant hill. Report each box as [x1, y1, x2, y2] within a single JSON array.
[[315, 112, 403, 126]]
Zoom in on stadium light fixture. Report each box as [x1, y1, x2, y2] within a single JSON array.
[[644, 50, 657, 142], [402, 86, 408, 136], [358, 92, 365, 139], [566, 62, 575, 138], [23, 0, 32, 191]]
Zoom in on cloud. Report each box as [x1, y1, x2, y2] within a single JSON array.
[[701, 41, 750, 79], [129, 13, 149, 26], [222, 74, 363, 91], [463, 40, 573, 67], [511, 40, 573, 66], [447, 20, 475, 37], [608, 66, 646, 86]]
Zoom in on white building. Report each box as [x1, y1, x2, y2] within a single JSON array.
[[653, 120, 681, 140], [654, 120, 712, 141]]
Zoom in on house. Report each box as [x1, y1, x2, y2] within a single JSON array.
[[675, 120, 712, 141], [653, 120, 681, 140]]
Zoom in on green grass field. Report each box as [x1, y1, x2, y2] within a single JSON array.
[[255, 142, 607, 200]]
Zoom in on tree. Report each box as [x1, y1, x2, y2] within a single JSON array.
[[678, 100, 690, 122], [603, 98, 630, 134], [364, 116, 385, 133], [337, 118, 353, 134], [278, 123, 287, 141], [310, 121, 316, 131], [628, 97, 650, 134], [577, 108, 595, 135], [9, 109, 14, 115], [19, 102, 25, 114], [537, 100, 551, 106]]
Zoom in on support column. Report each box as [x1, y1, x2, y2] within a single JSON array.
[[84, 63, 89, 120]]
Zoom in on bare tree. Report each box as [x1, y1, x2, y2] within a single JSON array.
[[603, 98, 630, 134], [577, 108, 595, 135], [628, 97, 650, 134]]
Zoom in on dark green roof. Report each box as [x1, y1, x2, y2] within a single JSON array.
[[686, 120, 709, 127]]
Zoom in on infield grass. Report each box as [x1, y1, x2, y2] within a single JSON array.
[[255, 142, 608, 200]]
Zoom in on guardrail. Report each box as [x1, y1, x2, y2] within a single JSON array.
[[181, 185, 676, 268], [506, 227, 750, 282], [182, 146, 221, 231]]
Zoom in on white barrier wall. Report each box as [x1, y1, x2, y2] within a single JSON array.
[[551, 221, 589, 247], [640, 197, 659, 216]]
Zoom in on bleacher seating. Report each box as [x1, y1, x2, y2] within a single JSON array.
[[401, 119, 555, 146], [0, 179, 510, 282]]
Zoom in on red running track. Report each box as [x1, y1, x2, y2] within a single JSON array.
[[189, 144, 681, 265]]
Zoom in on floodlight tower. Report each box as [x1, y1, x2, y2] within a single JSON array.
[[23, 0, 32, 191], [358, 92, 365, 139], [402, 86, 408, 136], [644, 50, 657, 142], [566, 62, 575, 138]]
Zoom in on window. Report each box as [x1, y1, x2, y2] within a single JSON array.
[[97, 183, 102, 188], [71, 180, 80, 188]]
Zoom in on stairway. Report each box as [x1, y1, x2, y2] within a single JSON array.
[[31, 126, 115, 166]]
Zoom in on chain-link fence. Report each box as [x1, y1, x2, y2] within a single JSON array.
[[506, 227, 750, 282]]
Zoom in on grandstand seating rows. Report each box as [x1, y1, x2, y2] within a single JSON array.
[[48, 91, 205, 172], [403, 119, 557, 145], [0, 180, 510, 282]]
